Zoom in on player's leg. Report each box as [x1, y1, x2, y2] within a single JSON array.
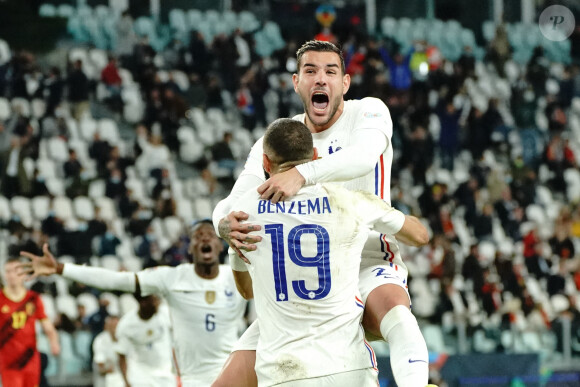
[[276, 368, 378, 387], [359, 267, 429, 387], [212, 320, 259, 387], [212, 350, 257, 387]]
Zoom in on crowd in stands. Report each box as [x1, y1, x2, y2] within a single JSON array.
[[1, 6, 580, 378]]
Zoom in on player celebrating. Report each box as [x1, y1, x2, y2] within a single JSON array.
[[213, 40, 431, 387], [20, 220, 247, 387], [229, 118, 429, 386], [116, 294, 175, 387], [0, 258, 60, 387]]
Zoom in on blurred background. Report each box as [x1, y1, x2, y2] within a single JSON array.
[[0, 0, 579, 386]]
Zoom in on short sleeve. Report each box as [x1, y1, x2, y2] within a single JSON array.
[[355, 98, 393, 139], [114, 320, 130, 356], [92, 334, 107, 363], [136, 267, 171, 297], [34, 293, 47, 321]]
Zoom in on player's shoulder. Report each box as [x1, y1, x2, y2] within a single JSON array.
[[346, 97, 390, 114], [233, 187, 261, 211]]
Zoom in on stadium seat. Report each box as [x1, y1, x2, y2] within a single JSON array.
[[58, 331, 85, 375], [11, 97, 31, 117], [76, 292, 100, 317], [101, 255, 121, 271], [57, 4, 75, 18], [53, 196, 75, 221], [47, 137, 69, 163], [0, 97, 10, 120], [73, 330, 93, 368], [119, 293, 138, 316], [40, 294, 57, 323], [39, 3, 57, 17], [100, 292, 120, 316], [31, 196, 51, 221], [175, 198, 194, 223], [193, 197, 213, 220], [422, 324, 448, 353], [73, 196, 95, 220], [98, 118, 120, 144], [10, 196, 33, 227], [187, 9, 203, 30], [94, 196, 117, 221], [56, 294, 79, 320]]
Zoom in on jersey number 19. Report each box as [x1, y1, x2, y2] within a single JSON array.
[[265, 224, 330, 302]]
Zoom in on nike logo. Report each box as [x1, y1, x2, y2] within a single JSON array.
[[408, 359, 427, 364]]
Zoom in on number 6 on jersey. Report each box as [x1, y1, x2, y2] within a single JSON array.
[[265, 224, 331, 302]]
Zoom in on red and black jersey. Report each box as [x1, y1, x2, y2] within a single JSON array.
[[0, 289, 46, 371]]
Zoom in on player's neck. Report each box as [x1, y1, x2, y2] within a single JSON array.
[[194, 263, 219, 279], [2, 285, 26, 302]]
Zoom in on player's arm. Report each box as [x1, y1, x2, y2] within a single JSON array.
[[395, 215, 430, 247], [20, 244, 138, 294], [353, 189, 429, 247], [229, 249, 253, 299], [40, 318, 60, 356], [212, 140, 266, 259], [119, 354, 131, 387], [259, 99, 392, 202]]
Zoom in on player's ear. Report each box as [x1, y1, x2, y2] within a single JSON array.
[[262, 153, 272, 173], [292, 73, 299, 92], [342, 73, 351, 95], [312, 147, 318, 161]]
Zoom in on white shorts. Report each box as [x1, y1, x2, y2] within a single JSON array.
[[233, 262, 411, 352], [357, 262, 410, 303], [273, 368, 378, 387]]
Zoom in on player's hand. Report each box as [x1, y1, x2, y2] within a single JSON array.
[[51, 341, 61, 356], [258, 167, 305, 204], [218, 211, 262, 263], [19, 243, 62, 279]]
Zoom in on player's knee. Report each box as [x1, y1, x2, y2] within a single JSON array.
[[363, 284, 410, 334]]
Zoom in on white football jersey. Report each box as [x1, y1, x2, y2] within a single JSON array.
[[233, 183, 406, 386], [114, 304, 175, 386], [93, 331, 124, 387], [240, 98, 405, 273], [137, 264, 247, 386]]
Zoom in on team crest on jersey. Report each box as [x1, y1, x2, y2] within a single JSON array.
[[205, 291, 216, 304], [1, 305, 9, 314], [25, 302, 35, 316]]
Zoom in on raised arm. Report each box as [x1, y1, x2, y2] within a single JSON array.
[[212, 139, 266, 259], [20, 244, 137, 293]]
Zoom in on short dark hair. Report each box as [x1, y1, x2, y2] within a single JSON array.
[[296, 40, 345, 74], [263, 118, 313, 165]]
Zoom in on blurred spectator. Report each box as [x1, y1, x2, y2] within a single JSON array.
[[211, 132, 238, 176], [548, 222, 575, 260], [188, 168, 220, 198], [436, 98, 463, 170], [162, 234, 190, 267], [0, 123, 10, 154], [486, 23, 511, 77], [30, 168, 50, 197], [89, 132, 112, 178], [0, 136, 31, 198], [101, 57, 123, 115], [493, 187, 523, 240], [115, 11, 137, 66], [67, 59, 90, 121], [40, 113, 70, 139], [137, 133, 171, 182], [42, 66, 65, 117], [188, 31, 210, 78], [135, 225, 161, 267], [98, 228, 121, 257], [523, 227, 550, 279], [473, 203, 494, 241], [105, 168, 126, 199]]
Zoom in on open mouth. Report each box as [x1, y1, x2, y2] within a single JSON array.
[[201, 245, 212, 254], [311, 92, 329, 111]]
